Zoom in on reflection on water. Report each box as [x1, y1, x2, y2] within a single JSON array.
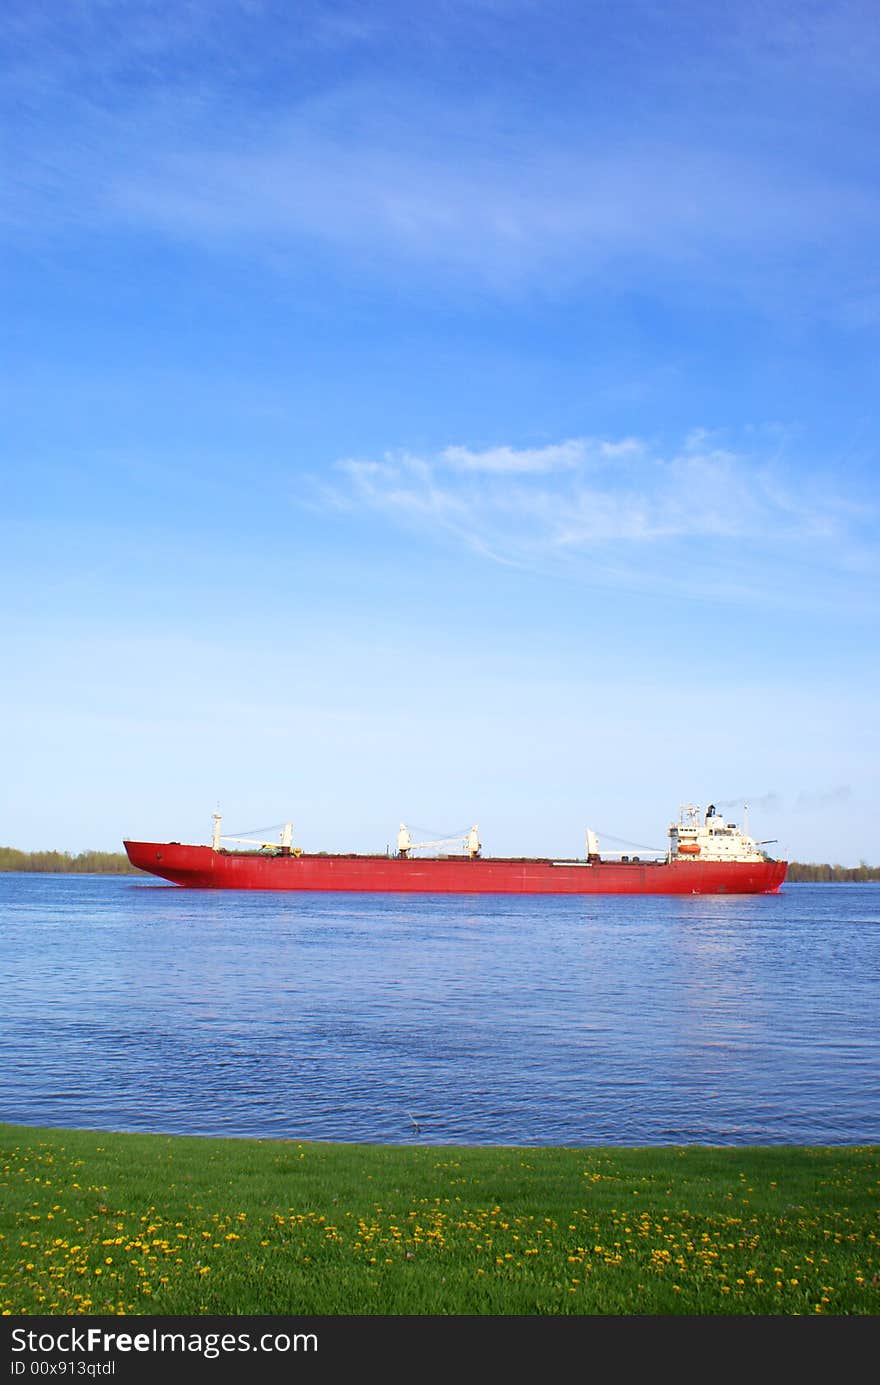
[[1, 875, 878, 1145]]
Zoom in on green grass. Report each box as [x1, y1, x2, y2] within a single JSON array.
[[1, 1124, 877, 1316]]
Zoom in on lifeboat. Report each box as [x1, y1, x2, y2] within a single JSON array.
[[678, 842, 701, 855]]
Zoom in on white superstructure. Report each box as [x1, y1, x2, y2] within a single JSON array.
[[668, 804, 768, 863]]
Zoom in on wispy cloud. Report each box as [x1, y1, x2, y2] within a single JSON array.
[[4, 3, 879, 303], [321, 432, 879, 602], [94, 130, 880, 299], [442, 439, 642, 474]]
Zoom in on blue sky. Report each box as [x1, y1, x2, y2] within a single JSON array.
[[2, 0, 878, 863]]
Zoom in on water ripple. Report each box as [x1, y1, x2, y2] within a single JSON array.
[[1, 876, 878, 1145]]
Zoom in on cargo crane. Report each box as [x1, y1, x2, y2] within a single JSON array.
[[397, 824, 481, 859]]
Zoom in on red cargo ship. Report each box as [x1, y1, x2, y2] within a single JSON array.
[[124, 805, 787, 895]]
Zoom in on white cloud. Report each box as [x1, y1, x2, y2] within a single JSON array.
[[440, 438, 644, 474], [322, 433, 879, 603]]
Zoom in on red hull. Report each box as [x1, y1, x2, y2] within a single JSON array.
[[123, 841, 787, 895]]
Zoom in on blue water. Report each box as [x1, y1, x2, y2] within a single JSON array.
[[0, 874, 877, 1146]]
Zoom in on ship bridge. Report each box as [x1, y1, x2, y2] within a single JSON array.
[[668, 804, 769, 863]]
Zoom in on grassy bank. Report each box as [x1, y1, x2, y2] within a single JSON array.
[[1, 1125, 878, 1316]]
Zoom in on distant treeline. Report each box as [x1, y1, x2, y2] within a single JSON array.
[[0, 848, 141, 874], [786, 861, 880, 882]]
